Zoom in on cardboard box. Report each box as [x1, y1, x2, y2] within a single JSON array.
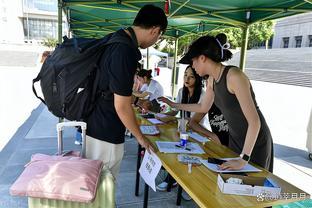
[[217, 174, 281, 198]]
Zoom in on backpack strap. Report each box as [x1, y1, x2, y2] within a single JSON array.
[[126, 27, 138, 48], [32, 73, 46, 104], [105, 27, 138, 49], [93, 30, 140, 103]]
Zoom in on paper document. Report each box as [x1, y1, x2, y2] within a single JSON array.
[[188, 132, 210, 143], [155, 113, 167, 118], [156, 141, 205, 154], [147, 118, 164, 125], [201, 158, 262, 173], [139, 151, 162, 192], [140, 125, 160, 135]]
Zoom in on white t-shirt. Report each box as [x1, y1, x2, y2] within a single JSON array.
[[176, 88, 209, 127], [139, 83, 149, 99], [140, 83, 148, 92], [146, 79, 164, 101]]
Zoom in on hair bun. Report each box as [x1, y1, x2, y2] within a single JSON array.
[[216, 33, 227, 45]]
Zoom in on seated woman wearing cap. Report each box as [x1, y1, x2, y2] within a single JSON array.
[[159, 33, 274, 172]]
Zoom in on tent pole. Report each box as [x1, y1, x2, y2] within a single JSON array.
[[67, 8, 71, 38], [58, 0, 64, 123], [58, 0, 63, 44], [239, 25, 249, 72], [171, 37, 179, 98], [147, 47, 150, 69]]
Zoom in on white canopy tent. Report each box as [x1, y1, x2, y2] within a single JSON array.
[[140, 47, 168, 57], [140, 47, 168, 69]]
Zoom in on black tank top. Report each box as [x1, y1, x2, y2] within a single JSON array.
[[208, 103, 229, 146], [213, 66, 273, 171]]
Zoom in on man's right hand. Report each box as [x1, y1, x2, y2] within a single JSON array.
[[137, 135, 155, 154], [113, 94, 156, 154]]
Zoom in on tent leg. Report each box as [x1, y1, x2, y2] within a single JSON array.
[[171, 37, 179, 98], [239, 25, 249, 72], [58, 0, 63, 44], [146, 47, 150, 69]]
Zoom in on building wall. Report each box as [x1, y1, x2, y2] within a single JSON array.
[[0, 0, 24, 43], [0, 0, 67, 44], [272, 12, 312, 48]]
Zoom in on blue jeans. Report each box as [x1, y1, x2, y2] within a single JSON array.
[[75, 130, 82, 143]]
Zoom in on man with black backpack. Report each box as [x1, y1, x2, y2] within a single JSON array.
[[85, 5, 167, 179]]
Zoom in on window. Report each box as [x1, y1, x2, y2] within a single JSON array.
[[295, 36, 302, 48], [309, 35, 312, 47], [34, 0, 57, 12], [282, 37, 289, 48], [24, 0, 57, 12], [23, 18, 57, 39]]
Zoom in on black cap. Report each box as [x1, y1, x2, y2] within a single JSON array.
[[179, 35, 222, 64], [179, 52, 193, 65]]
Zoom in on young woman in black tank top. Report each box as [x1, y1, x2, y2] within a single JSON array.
[[159, 34, 273, 172]]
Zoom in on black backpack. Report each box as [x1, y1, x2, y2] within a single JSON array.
[[32, 28, 137, 121]]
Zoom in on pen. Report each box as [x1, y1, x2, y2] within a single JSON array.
[[175, 144, 191, 151]]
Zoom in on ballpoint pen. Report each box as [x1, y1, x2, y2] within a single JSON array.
[[175, 144, 191, 151]]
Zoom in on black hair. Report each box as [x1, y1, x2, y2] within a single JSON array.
[[181, 65, 203, 117], [215, 33, 233, 62], [133, 4, 168, 33], [188, 33, 233, 63], [137, 69, 153, 79], [137, 62, 143, 71]]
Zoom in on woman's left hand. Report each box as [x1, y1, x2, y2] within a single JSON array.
[[218, 158, 247, 171]]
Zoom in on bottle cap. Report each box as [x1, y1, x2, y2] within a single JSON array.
[[180, 132, 188, 140]]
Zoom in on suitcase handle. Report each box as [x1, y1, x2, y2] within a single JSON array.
[[56, 121, 87, 157], [56, 121, 87, 131]]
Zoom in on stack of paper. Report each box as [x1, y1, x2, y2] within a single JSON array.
[[147, 118, 164, 125], [155, 113, 167, 118], [155, 113, 177, 123], [140, 125, 160, 135], [201, 158, 262, 173], [188, 132, 210, 143], [156, 141, 205, 154]]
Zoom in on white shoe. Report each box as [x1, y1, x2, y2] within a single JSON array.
[[74, 140, 82, 145], [156, 181, 178, 192], [156, 182, 168, 191], [181, 190, 192, 201]]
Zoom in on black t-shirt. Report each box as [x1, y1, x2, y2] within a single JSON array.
[[86, 29, 141, 144]]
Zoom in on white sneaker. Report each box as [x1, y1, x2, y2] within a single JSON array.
[[74, 140, 82, 145], [156, 181, 178, 191], [156, 182, 168, 191], [181, 190, 192, 201]]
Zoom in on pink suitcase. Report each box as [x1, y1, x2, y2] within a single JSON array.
[[10, 153, 103, 203], [10, 121, 115, 207]]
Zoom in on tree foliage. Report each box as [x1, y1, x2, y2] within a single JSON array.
[[248, 20, 274, 49], [42, 37, 58, 49], [160, 20, 274, 56]]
